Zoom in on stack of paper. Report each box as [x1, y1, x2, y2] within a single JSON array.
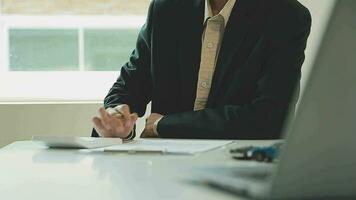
[[32, 136, 123, 149], [104, 139, 233, 155]]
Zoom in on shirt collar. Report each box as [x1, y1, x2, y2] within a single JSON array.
[[204, 0, 236, 27]]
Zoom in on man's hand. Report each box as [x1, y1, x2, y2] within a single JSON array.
[[141, 113, 164, 138], [92, 104, 138, 138]]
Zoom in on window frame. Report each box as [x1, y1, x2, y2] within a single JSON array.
[[0, 15, 145, 102]]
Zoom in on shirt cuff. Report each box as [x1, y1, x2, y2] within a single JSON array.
[[153, 116, 164, 136]]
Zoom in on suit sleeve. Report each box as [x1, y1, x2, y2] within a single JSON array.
[[157, 8, 312, 139], [103, 1, 155, 117], [91, 1, 154, 137]]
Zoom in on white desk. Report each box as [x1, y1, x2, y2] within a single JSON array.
[[0, 140, 276, 200]]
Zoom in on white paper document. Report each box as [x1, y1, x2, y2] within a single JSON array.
[[104, 139, 233, 155], [32, 136, 123, 149]]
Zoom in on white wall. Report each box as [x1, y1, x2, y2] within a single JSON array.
[[0, 103, 99, 146], [298, 0, 336, 94], [0, 103, 149, 147], [0, 0, 336, 147]]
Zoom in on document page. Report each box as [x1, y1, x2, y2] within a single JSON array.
[[32, 136, 123, 149], [104, 139, 233, 154]]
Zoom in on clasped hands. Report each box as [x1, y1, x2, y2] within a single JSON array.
[[92, 104, 163, 139]]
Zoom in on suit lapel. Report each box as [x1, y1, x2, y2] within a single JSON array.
[[207, 0, 258, 106], [177, 0, 205, 110]]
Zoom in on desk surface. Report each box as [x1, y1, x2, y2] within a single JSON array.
[[0, 139, 277, 200]]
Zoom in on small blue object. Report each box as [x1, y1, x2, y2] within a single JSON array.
[[230, 143, 283, 162]]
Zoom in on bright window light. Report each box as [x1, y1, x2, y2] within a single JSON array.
[[0, 0, 150, 102]]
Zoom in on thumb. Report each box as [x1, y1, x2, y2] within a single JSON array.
[[130, 113, 138, 124]]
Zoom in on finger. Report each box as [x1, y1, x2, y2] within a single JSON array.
[[117, 104, 131, 122], [92, 117, 110, 137], [123, 113, 138, 128], [130, 113, 138, 122], [93, 117, 105, 130], [106, 107, 117, 115], [99, 107, 111, 128], [99, 107, 110, 120], [130, 113, 138, 125], [112, 115, 124, 128], [112, 112, 123, 119]]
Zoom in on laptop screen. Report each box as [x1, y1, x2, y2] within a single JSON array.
[[273, 0, 356, 198]]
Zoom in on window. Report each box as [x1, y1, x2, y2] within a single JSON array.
[[84, 29, 139, 71], [0, 0, 150, 101], [10, 29, 79, 71]]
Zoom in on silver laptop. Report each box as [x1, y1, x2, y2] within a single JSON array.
[[197, 1, 356, 199]]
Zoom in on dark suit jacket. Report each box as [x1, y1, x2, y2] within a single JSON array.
[[92, 0, 311, 139]]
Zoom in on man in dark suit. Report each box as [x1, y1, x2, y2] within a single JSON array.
[[92, 0, 311, 139]]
